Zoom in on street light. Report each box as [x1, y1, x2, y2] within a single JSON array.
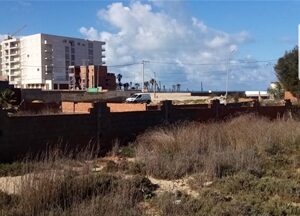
[[141, 60, 149, 92], [225, 48, 236, 104], [153, 71, 157, 98]]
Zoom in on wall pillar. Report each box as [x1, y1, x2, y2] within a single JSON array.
[[161, 100, 173, 123], [211, 99, 220, 120], [253, 99, 260, 113], [90, 102, 110, 149], [0, 108, 9, 161], [284, 99, 292, 118]]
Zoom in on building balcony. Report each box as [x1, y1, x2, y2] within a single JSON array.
[[10, 58, 20, 63], [10, 78, 21, 84], [10, 52, 20, 56], [10, 71, 21, 76], [44, 48, 53, 53], [10, 66, 20, 70], [1, 60, 9, 65]]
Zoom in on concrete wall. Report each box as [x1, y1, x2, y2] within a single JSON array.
[[20, 89, 138, 103], [0, 100, 291, 162], [21, 34, 42, 85]]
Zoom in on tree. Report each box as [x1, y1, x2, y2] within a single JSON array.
[[267, 82, 284, 100], [275, 47, 299, 95], [149, 78, 155, 92], [134, 83, 140, 90], [176, 83, 181, 92], [0, 89, 16, 110], [144, 81, 149, 91], [123, 83, 129, 90], [116, 74, 123, 90]]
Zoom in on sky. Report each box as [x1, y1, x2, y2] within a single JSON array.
[[0, 0, 299, 91]]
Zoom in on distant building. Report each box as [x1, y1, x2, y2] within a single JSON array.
[[245, 91, 269, 99], [69, 65, 116, 91], [0, 33, 105, 89]]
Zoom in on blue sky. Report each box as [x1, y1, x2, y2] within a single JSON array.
[[0, 0, 299, 91]]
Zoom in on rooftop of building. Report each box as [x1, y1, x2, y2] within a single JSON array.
[[1, 33, 105, 44]]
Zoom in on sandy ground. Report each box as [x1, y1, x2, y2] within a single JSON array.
[[148, 176, 199, 198], [0, 175, 24, 194], [0, 156, 200, 198]]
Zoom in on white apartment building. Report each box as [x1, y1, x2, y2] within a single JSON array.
[[0, 33, 105, 89]]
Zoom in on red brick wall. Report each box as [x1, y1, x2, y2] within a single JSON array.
[[62, 102, 147, 113], [107, 103, 146, 112], [61, 102, 93, 113]]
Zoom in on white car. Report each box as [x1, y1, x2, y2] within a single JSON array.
[[125, 93, 151, 104]]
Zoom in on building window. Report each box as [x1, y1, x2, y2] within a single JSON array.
[[71, 47, 75, 53], [63, 39, 67, 43], [88, 42, 93, 48], [71, 55, 75, 61], [44, 40, 48, 44], [77, 42, 80, 46]]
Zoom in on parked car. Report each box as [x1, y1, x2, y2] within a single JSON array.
[[125, 93, 151, 104]]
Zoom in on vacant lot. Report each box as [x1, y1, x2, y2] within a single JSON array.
[[0, 115, 300, 215]]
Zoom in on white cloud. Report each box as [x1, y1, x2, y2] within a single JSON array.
[[79, 27, 99, 41], [80, 1, 273, 90], [0, 34, 8, 42]]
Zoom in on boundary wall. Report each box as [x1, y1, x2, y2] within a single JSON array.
[[0, 100, 291, 162]]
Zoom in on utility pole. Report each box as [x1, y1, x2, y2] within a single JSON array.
[[141, 60, 149, 92]]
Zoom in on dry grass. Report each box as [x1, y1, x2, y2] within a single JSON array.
[[1, 114, 300, 215], [135, 115, 300, 180], [0, 146, 156, 216]]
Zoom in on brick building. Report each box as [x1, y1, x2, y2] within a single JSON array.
[[69, 65, 116, 90]]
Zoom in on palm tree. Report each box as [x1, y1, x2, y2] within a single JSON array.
[[176, 83, 181, 92], [116, 74, 122, 90], [0, 89, 16, 110], [134, 83, 140, 90], [123, 83, 129, 90], [144, 81, 150, 91], [172, 85, 176, 92], [149, 78, 155, 92]]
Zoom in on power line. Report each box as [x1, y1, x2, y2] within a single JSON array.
[[146, 59, 277, 66], [107, 62, 140, 68], [7, 58, 277, 70]]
